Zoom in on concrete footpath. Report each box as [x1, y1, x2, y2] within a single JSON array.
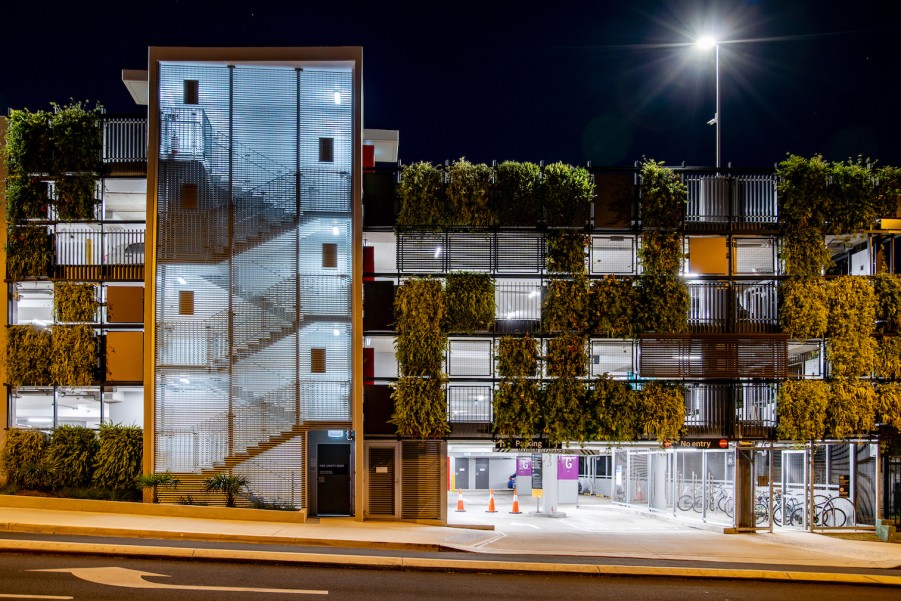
[[1, 492, 900, 586]]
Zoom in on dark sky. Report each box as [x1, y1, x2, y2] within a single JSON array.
[[1, 0, 899, 168]]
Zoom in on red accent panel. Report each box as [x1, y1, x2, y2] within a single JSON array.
[[363, 246, 374, 282], [363, 144, 375, 169], [363, 347, 374, 384]]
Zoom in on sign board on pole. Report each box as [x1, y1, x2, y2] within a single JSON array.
[[531, 453, 542, 491]]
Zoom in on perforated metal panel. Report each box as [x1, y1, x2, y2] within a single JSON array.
[[447, 385, 492, 422], [401, 440, 444, 520], [734, 238, 777, 274], [591, 235, 636, 275], [447, 339, 493, 376], [366, 445, 397, 517], [591, 339, 634, 378], [153, 61, 354, 506]]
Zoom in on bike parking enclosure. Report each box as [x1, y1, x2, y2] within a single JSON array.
[[597, 442, 879, 531]]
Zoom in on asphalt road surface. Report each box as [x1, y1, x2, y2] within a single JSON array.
[[0, 553, 898, 601]]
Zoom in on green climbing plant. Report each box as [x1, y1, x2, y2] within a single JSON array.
[[541, 162, 594, 228], [546, 231, 587, 275], [51, 325, 98, 386], [446, 158, 494, 226], [55, 174, 98, 221], [591, 375, 641, 441], [638, 231, 683, 276], [394, 277, 446, 376], [637, 275, 689, 334], [639, 382, 685, 442], [496, 335, 539, 378], [878, 382, 901, 431], [638, 158, 687, 229], [494, 161, 541, 226], [91, 423, 143, 498], [777, 380, 829, 443], [389, 375, 450, 438], [444, 272, 495, 333], [46, 425, 98, 490], [5, 225, 52, 280], [776, 154, 829, 232], [780, 278, 828, 339], [543, 277, 589, 333], [493, 379, 542, 440], [875, 271, 901, 334], [589, 276, 637, 337], [54, 282, 100, 322], [827, 380, 877, 439], [0, 429, 48, 488], [781, 229, 831, 277], [397, 162, 446, 226]]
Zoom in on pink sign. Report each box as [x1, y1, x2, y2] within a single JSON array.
[[516, 456, 532, 476], [557, 455, 579, 480]]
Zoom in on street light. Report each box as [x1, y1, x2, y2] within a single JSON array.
[[696, 36, 720, 169]]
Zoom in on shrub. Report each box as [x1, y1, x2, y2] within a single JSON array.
[[202, 473, 248, 508], [55, 174, 98, 221], [875, 271, 901, 334], [826, 158, 877, 234], [5, 177, 49, 222], [394, 278, 446, 376], [543, 278, 589, 333], [50, 101, 103, 174], [639, 382, 685, 442], [589, 276, 637, 337], [389, 376, 450, 438], [494, 161, 541, 226], [1, 429, 48, 487], [591, 376, 641, 441], [780, 278, 828, 339], [828, 334, 876, 378], [444, 272, 495, 333], [92, 423, 143, 495], [136, 471, 181, 503], [496, 335, 539, 378], [879, 383, 901, 430], [639, 159, 687, 228], [776, 154, 829, 232], [6, 108, 52, 175], [47, 425, 98, 489], [397, 162, 446, 226], [876, 165, 901, 218], [545, 334, 588, 378], [637, 275, 689, 334], [876, 336, 901, 379], [543, 378, 588, 446], [6, 225, 52, 280], [6, 325, 53, 386], [54, 282, 99, 322], [827, 380, 877, 439], [446, 158, 494, 226], [546, 231, 587, 275], [777, 380, 829, 442], [541, 162, 593, 228], [493, 379, 542, 439], [781, 228, 831, 277], [51, 325, 98, 386], [827, 276, 875, 338], [638, 231, 683, 276]]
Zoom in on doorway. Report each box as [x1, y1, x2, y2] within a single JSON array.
[[455, 458, 470, 490], [475, 458, 490, 489], [317, 443, 351, 515]]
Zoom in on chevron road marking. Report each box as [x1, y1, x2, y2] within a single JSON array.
[[30, 567, 327, 595]]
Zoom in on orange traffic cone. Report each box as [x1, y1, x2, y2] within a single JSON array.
[[486, 488, 497, 513], [510, 488, 522, 514], [455, 488, 466, 512]]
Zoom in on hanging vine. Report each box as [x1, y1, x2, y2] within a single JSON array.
[[777, 380, 829, 443]]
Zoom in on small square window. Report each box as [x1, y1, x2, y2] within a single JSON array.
[[311, 348, 326, 373], [183, 80, 199, 105], [178, 290, 195, 316], [322, 243, 338, 268], [319, 137, 334, 163], [181, 184, 198, 210]]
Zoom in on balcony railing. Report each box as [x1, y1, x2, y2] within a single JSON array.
[[102, 117, 147, 166], [684, 174, 778, 227]]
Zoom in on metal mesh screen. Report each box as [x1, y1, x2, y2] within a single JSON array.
[[447, 385, 492, 422], [447, 339, 493, 376], [734, 238, 777, 275], [591, 340, 634, 378], [447, 232, 493, 271], [495, 231, 544, 273], [154, 62, 354, 500], [590, 235, 636, 275]]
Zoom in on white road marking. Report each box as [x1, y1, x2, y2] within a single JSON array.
[[504, 522, 540, 529], [30, 567, 327, 595], [0, 593, 75, 599]]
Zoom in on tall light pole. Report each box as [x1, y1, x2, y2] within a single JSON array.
[[696, 36, 720, 169]]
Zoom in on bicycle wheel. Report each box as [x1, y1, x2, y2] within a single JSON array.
[[754, 503, 769, 525], [822, 507, 847, 528], [677, 495, 694, 511], [773, 505, 783, 527]]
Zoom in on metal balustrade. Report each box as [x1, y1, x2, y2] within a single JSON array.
[[681, 174, 778, 226], [102, 117, 147, 164]]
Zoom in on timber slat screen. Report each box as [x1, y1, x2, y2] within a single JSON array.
[[639, 334, 788, 379]]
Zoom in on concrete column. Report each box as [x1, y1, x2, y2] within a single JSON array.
[[734, 449, 755, 529], [651, 452, 668, 510]]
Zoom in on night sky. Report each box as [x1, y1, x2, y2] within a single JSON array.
[[1, 0, 899, 168]]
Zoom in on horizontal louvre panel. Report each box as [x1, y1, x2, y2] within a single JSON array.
[[495, 231, 544, 273], [639, 335, 788, 379], [367, 446, 396, 517], [447, 232, 492, 271], [397, 231, 445, 272], [401, 440, 443, 520]]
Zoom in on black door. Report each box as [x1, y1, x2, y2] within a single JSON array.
[[456, 458, 470, 490], [317, 443, 351, 515], [475, 458, 490, 489]]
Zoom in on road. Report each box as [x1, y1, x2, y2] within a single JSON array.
[[0, 552, 897, 601]]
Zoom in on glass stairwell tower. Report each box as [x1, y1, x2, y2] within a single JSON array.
[[146, 48, 362, 515]]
